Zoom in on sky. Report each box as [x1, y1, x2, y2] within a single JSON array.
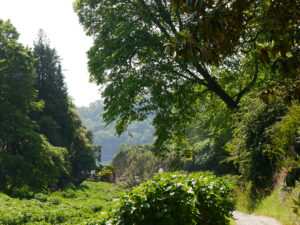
[[0, 0, 100, 107]]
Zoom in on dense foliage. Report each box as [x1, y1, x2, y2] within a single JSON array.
[[0, 20, 95, 193], [77, 100, 154, 162], [32, 31, 96, 185], [0, 20, 68, 192], [0, 181, 122, 225], [93, 172, 234, 225], [265, 102, 300, 188], [226, 98, 286, 190], [74, 0, 299, 152]]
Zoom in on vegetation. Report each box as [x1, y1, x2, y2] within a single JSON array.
[[90, 172, 234, 225], [0, 20, 95, 193], [226, 98, 286, 191], [234, 181, 299, 225], [74, 0, 299, 152], [1, 0, 299, 224], [0, 181, 122, 225], [112, 144, 184, 187]]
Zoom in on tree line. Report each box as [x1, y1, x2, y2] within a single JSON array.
[[0, 20, 95, 194]]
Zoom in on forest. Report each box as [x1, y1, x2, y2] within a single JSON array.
[[0, 0, 299, 224]]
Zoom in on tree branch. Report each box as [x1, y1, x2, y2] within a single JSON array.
[[193, 61, 238, 109], [176, 9, 183, 32], [137, 0, 173, 41], [235, 52, 259, 105], [153, 0, 178, 36], [175, 61, 208, 87]]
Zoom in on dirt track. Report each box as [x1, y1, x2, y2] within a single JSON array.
[[233, 211, 282, 225]]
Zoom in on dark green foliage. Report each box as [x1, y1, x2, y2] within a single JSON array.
[[226, 98, 286, 190], [32, 31, 96, 186], [95, 172, 234, 225], [32, 30, 72, 147], [0, 136, 69, 192], [184, 136, 236, 175], [68, 108, 96, 185], [263, 102, 300, 216], [0, 20, 69, 193], [265, 102, 300, 168], [0, 21, 95, 192]]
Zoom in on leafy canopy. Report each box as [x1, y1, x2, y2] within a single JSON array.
[[74, 0, 299, 151]]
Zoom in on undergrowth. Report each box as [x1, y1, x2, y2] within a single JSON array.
[[0, 181, 122, 225], [234, 181, 299, 225]]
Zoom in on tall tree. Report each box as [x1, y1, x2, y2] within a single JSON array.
[[74, 0, 297, 150], [33, 30, 73, 147], [169, 0, 299, 101], [32, 31, 96, 183], [0, 20, 69, 192]]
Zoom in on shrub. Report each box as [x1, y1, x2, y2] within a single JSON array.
[[225, 98, 286, 190], [96, 165, 116, 183], [96, 170, 115, 183], [184, 136, 236, 175], [96, 172, 234, 225], [265, 102, 300, 170]]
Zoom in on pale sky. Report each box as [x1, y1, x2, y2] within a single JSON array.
[[0, 0, 100, 107]]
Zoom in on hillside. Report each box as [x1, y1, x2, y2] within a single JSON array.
[[77, 100, 155, 162]]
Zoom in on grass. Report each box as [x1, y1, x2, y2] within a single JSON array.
[[230, 218, 236, 225], [234, 182, 299, 225], [0, 181, 122, 225]]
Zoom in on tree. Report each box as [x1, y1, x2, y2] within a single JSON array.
[[32, 31, 96, 185], [0, 20, 69, 192], [74, 0, 299, 151], [169, 0, 300, 101], [32, 30, 73, 147], [225, 98, 286, 190]]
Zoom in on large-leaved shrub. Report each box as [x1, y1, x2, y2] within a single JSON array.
[[93, 172, 234, 225]]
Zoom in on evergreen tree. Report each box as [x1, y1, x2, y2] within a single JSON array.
[[32, 30, 73, 147], [32, 31, 96, 184]]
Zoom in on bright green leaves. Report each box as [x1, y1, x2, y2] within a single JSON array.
[[96, 172, 234, 225], [75, 0, 287, 154]]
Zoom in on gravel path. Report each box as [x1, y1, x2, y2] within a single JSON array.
[[233, 211, 282, 225]]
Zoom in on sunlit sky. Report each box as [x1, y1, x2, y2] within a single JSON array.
[[0, 0, 100, 107]]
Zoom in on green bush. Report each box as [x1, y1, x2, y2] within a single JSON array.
[[96, 172, 234, 225], [95, 165, 116, 183], [96, 170, 115, 183], [265, 102, 300, 169], [225, 98, 286, 190]]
